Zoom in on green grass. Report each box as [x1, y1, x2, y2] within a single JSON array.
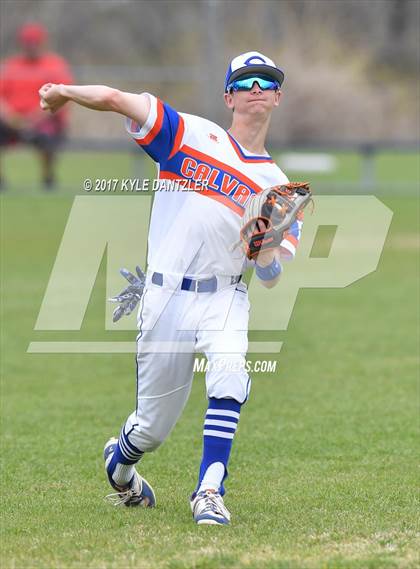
[[275, 150, 419, 191], [1, 148, 152, 195], [1, 148, 419, 195], [1, 151, 419, 568]]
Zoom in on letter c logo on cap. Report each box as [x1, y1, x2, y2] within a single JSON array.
[[244, 55, 266, 65]]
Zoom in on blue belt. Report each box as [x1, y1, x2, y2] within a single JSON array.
[[151, 272, 241, 293]]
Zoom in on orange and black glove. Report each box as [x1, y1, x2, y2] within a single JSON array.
[[240, 182, 312, 260]]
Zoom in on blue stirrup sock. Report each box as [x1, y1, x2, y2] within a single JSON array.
[[196, 397, 241, 496], [106, 426, 144, 489]]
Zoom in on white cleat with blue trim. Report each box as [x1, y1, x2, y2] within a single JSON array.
[[103, 437, 156, 508], [190, 490, 231, 525]]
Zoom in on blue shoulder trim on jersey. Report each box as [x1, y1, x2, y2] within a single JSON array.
[[140, 102, 181, 163]]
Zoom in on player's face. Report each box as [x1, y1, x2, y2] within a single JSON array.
[[224, 79, 281, 117]]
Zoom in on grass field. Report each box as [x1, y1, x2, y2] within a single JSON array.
[[1, 150, 419, 569], [1, 148, 419, 194]]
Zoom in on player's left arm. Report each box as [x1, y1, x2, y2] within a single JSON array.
[[254, 248, 282, 289], [254, 217, 304, 289], [278, 216, 304, 261]]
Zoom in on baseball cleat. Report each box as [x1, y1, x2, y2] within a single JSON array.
[[190, 489, 231, 525], [103, 437, 156, 508]]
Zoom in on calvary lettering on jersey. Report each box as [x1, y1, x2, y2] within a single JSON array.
[[161, 153, 259, 211]]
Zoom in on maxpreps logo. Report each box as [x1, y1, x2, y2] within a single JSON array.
[[28, 194, 393, 354]]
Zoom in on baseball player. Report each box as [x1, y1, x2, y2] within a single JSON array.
[[39, 51, 304, 525]]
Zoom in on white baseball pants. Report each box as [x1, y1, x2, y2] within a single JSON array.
[[124, 273, 250, 452]]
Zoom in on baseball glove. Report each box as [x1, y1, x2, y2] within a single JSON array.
[[239, 182, 312, 260], [109, 266, 145, 322]]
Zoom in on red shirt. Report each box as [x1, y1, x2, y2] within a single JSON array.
[[0, 52, 73, 124]]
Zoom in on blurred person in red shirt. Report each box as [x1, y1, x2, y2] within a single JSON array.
[[0, 22, 73, 190]]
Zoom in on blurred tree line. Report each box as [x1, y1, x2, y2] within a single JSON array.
[[1, 0, 419, 143]]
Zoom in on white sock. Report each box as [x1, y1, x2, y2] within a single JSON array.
[[198, 462, 225, 493], [112, 463, 135, 487]]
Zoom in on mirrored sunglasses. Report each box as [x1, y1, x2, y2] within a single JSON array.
[[227, 75, 280, 93]]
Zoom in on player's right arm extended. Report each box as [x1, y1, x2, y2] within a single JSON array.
[[39, 83, 150, 126]]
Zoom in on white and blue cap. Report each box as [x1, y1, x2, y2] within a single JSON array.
[[225, 51, 285, 92]]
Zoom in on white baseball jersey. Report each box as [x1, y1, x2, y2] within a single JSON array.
[[126, 93, 300, 278]]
